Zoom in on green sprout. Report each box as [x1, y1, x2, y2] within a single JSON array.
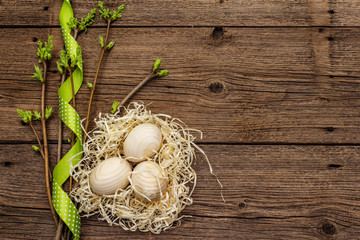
[[33, 111, 41, 120], [32, 145, 40, 152], [36, 35, 53, 63], [106, 41, 115, 50], [56, 50, 70, 75], [151, 58, 169, 77], [152, 58, 162, 71], [32, 64, 44, 83], [69, 46, 83, 69], [67, 17, 79, 32], [156, 69, 169, 77], [98, 1, 124, 22], [99, 35, 104, 48], [45, 107, 53, 120], [87, 82, 93, 88], [17, 109, 33, 123], [79, 8, 97, 32], [68, 8, 96, 34], [57, 46, 82, 74], [110, 101, 120, 114]]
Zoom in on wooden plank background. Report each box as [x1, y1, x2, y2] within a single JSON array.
[[2, 0, 360, 27], [1, 0, 360, 239]]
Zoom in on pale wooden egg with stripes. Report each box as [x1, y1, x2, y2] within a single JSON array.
[[89, 157, 132, 195], [131, 161, 168, 201], [123, 123, 162, 163]]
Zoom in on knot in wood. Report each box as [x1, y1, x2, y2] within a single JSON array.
[[328, 164, 342, 169], [212, 27, 224, 40], [238, 202, 246, 209], [325, 127, 334, 132], [3, 161, 13, 167], [322, 222, 336, 235], [209, 82, 224, 93]]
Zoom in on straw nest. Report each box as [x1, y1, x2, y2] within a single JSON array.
[[70, 102, 202, 233]]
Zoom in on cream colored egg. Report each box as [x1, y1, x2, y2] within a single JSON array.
[[131, 161, 168, 201], [89, 157, 132, 195], [123, 123, 162, 163]]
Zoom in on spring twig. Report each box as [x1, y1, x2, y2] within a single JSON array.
[[119, 71, 157, 108], [83, 19, 111, 141], [41, 61, 58, 226], [29, 122, 45, 159], [55, 69, 67, 240]]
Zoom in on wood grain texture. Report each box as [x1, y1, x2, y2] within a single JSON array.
[[1, 144, 360, 239], [2, 0, 360, 27], [2, 0, 360, 239], [2, 27, 360, 144]]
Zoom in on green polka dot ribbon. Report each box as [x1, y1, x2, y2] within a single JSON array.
[[52, 1, 83, 239]]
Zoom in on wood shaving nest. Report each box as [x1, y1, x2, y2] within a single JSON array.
[[70, 102, 204, 234]]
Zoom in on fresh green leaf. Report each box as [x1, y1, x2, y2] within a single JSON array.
[[67, 138, 72, 143], [99, 35, 104, 48], [67, 17, 80, 31], [37, 35, 53, 63], [110, 4, 125, 21], [25, 111, 33, 122], [45, 107, 53, 120], [87, 82, 93, 88], [31, 64, 44, 83], [37, 41, 43, 53], [57, 50, 70, 74], [156, 69, 169, 77], [17, 109, 34, 123], [106, 41, 115, 50], [17, 109, 25, 121], [60, 50, 69, 65], [98, 1, 124, 22], [79, 8, 96, 33], [57, 61, 64, 75], [32, 145, 40, 152], [33, 111, 41, 120], [152, 58, 162, 72], [70, 46, 83, 69], [110, 101, 120, 114], [68, 8, 96, 34], [152, 58, 168, 77], [98, 1, 110, 20], [17, 109, 28, 123]]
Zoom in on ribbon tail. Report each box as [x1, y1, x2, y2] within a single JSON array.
[[52, 0, 84, 239], [52, 181, 81, 239]]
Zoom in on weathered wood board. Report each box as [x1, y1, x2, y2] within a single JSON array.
[[2, 1, 360, 27], [1, 144, 360, 239], [2, 0, 360, 239], [2, 28, 360, 144]]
